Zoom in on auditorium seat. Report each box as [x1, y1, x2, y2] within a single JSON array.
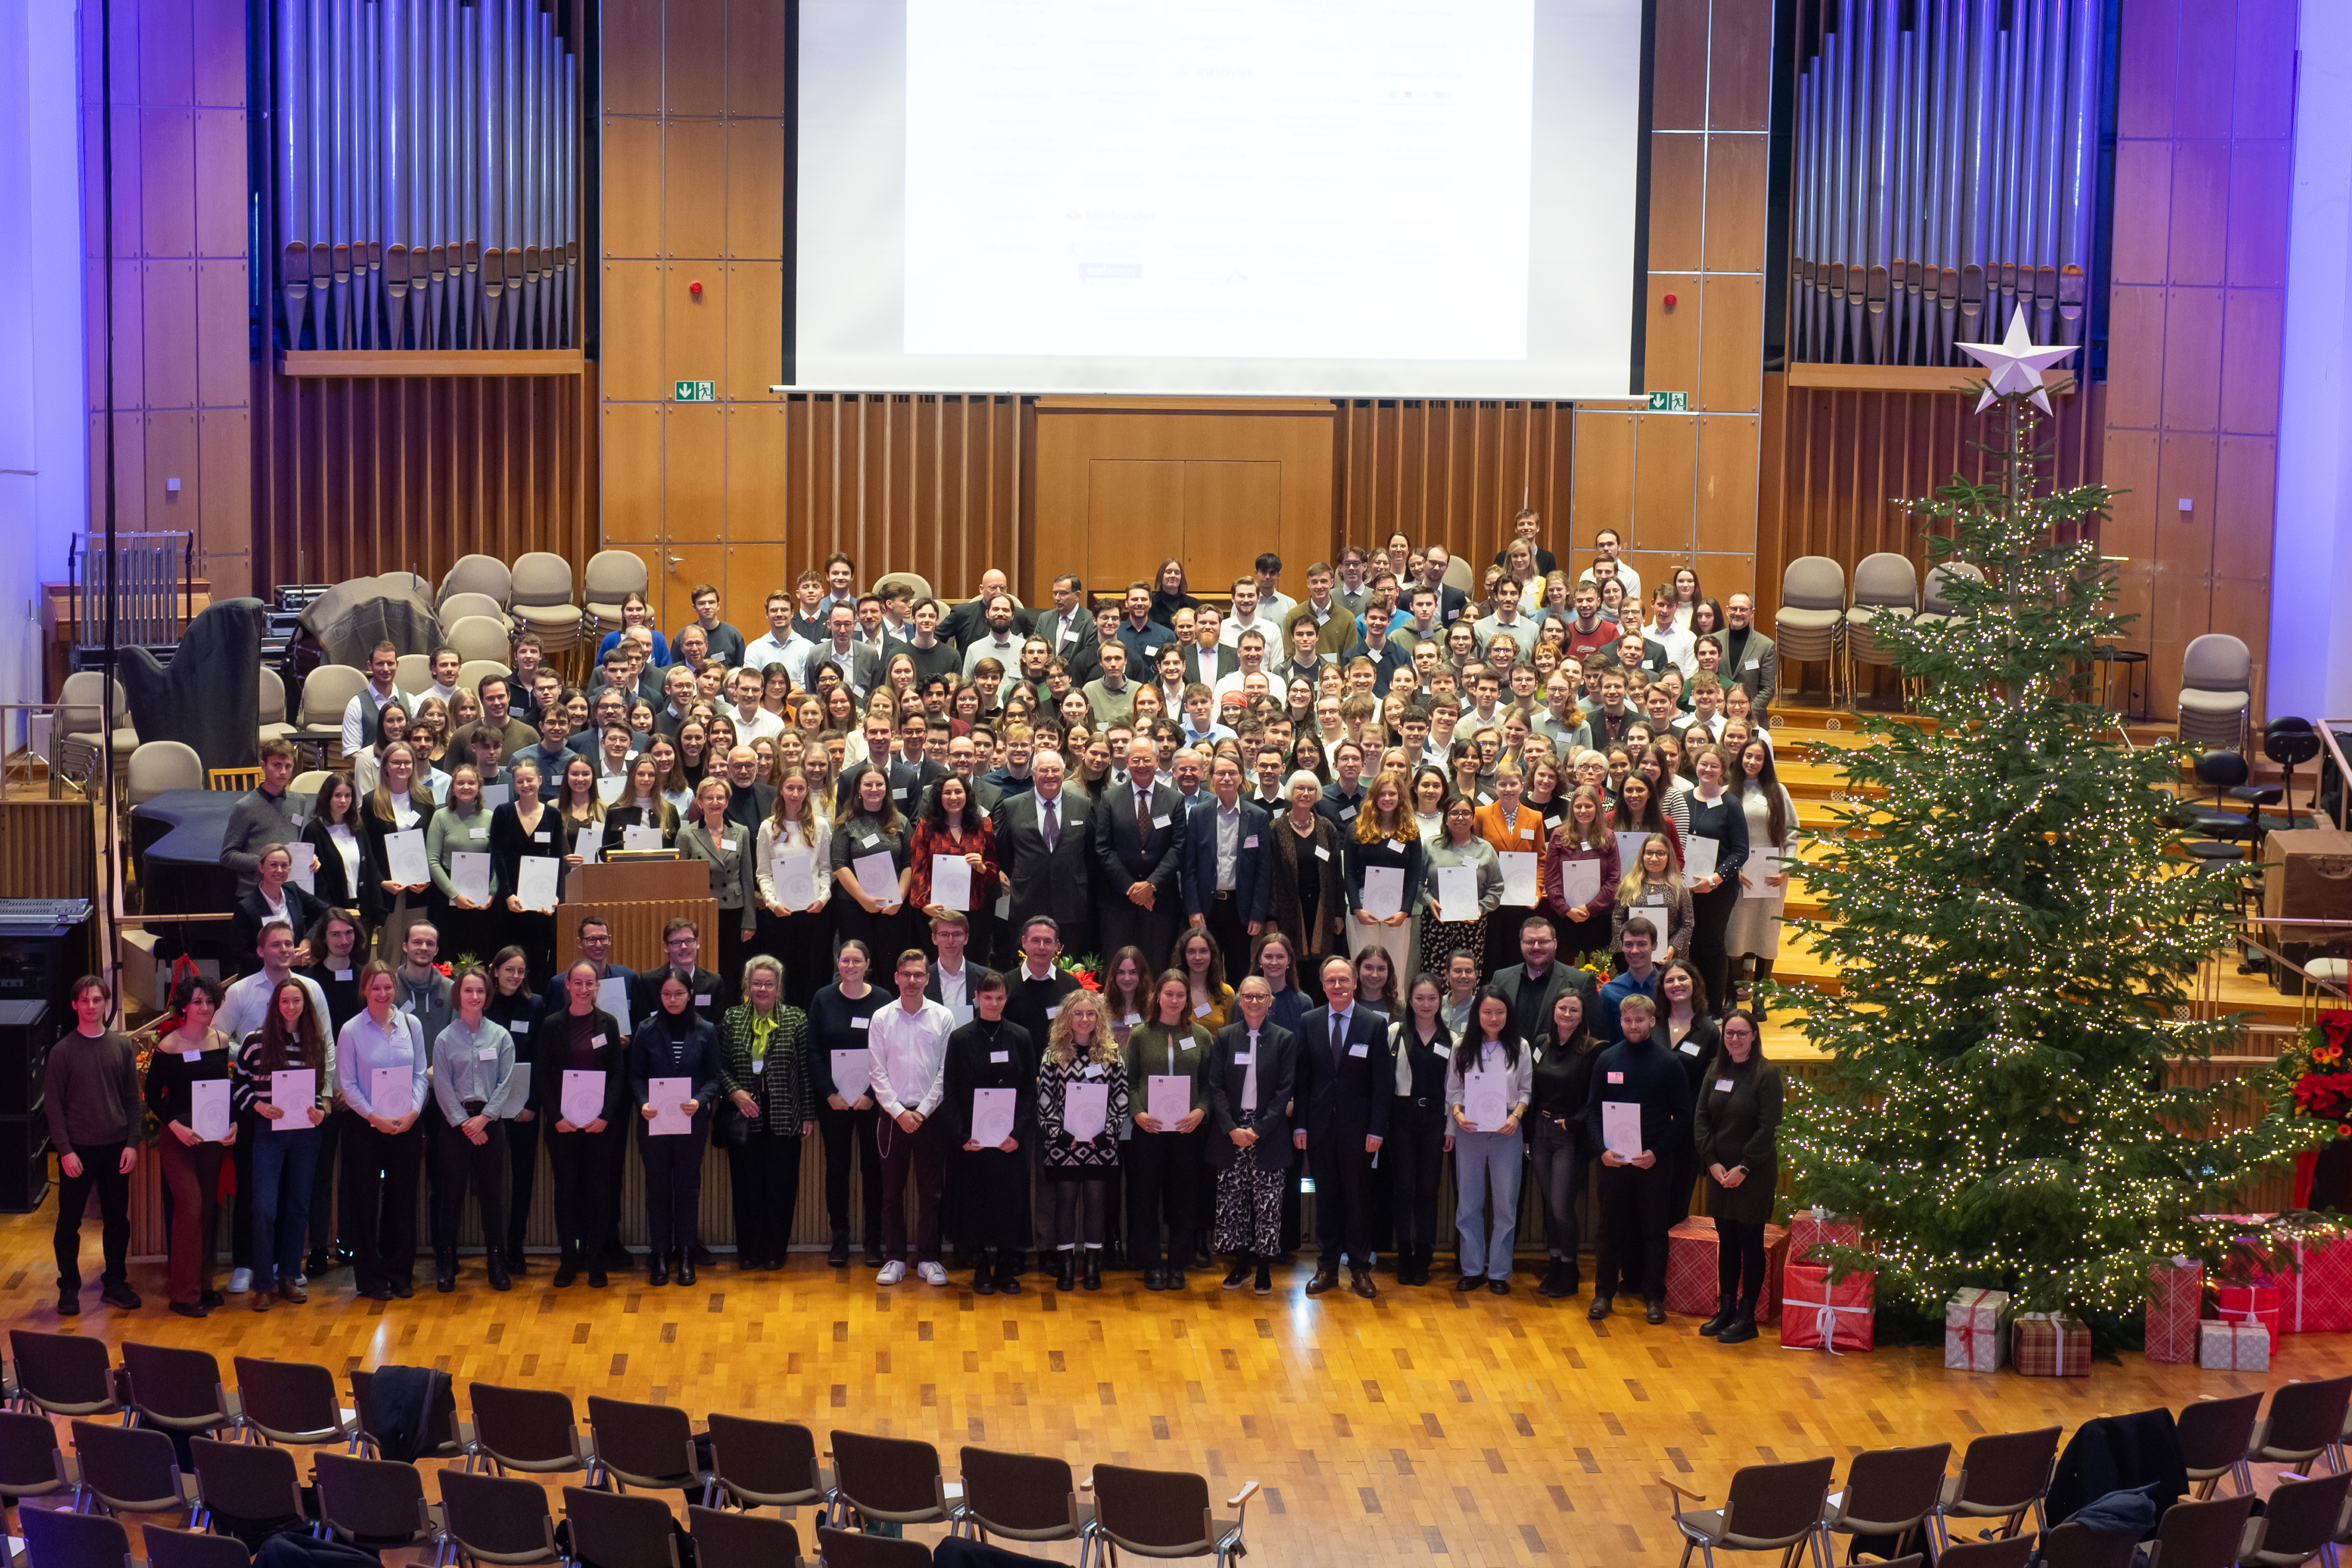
[[1087, 1464, 1261, 1567], [258, 668, 296, 744], [438, 553, 514, 610], [441, 591, 514, 632], [1658, 1456, 1834, 1568], [1843, 552, 1918, 700], [458, 657, 514, 694], [2177, 634, 2254, 751], [394, 653, 433, 694], [447, 616, 515, 666], [509, 553, 585, 670], [296, 664, 371, 747], [1774, 557, 1848, 707], [127, 741, 205, 806], [56, 670, 139, 782], [584, 550, 651, 639], [1911, 562, 1980, 631]]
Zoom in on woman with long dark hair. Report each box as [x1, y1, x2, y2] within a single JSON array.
[[491, 757, 569, 980], [755, 766, 834, 1008], [299, 773, 374, 913], [1124, 970, 1213, 1292], [629, 970, 723, 1286], [536, 959, 627, 1288], [482, 947, 540, 1275], [238, 976, 331, 1308], [361, 742, 437, 957], [1386, 974, 1453, 1287], [1724, 738, 1799, 1016], [908, 773, 998, 963], [1447, 987, 1531, 1293], [832, 768, 915, 965], [810, 942, 889, 1268], [1692, 1009, 1780, 1344], [1529, 988, 1601, 1298], [1680, 746, 1750, 1016], [149, 975, 236, 1316]]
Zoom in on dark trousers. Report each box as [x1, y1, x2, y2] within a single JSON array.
[[1202, 896, 1248, 979], [1308, 1131, 1375, 1270], [1529, 1115, 1587, 1260], [1593, 1160, 1674, 1301], [509, 909, 557, 986], [504, 1113, 541, 1257], [544, 1127, 613, 1264], [340, 1119, 425, 1292], [1097, 896, 1181, 975], [1385, 1098, 1449, 1251], [431, 1116, 508, 1263], [762, 909, 834, 1010], [727, 1135, 803, 1264], [1482, 905, 1531, 978], [308, 1108, 349, 1259], [818, 1103, 882, 1250], [1689, 881, 1739, 1016], [639, 1123, 711, 1257], [957, 1146, 1028, 1251], [716, 920, 751, 998], [875, 1114, 947, 1265], [1125, 1127, 1205, 1271], [159, 1137, 225, 1306], [53, 1142, 132, 1293], [600, 1098, 635, 1258], [1717, 1216, 1770, 1306]]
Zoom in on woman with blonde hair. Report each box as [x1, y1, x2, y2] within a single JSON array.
[[755, 766, 833, 1008], [1037, 988, 1127, 1291], [362, 741, 437, 957], [1346, 769, 1424, 980], [1612, 833, 1693, 963]]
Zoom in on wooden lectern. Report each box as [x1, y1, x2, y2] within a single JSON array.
[[556, 860, 720, 975]]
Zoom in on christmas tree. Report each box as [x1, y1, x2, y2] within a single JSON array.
[[1779, 345, 2300, 1325]]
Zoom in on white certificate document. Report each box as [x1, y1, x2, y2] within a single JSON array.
[[451, 850, 493, 905], [595, 976, 632, 1023], [191, 1077, 232, 1142], [287, 853, 317, 894], [370, 1065, 413, 1119], [1556, 856, 1601, 909], [596, 775, 627, 803], [516, 856, 562, 913], [1462, 1067, 1508, 1133], [830, 1049, 872, 1099], [931, 853, 973, 911], [576, 836, 600, 866], [483, 784, 512, 809], [970, 1087, 1016, 1146], [1434, 864, 1479, 919], [1740, 847, 1784, 894], [385, 828, 430, 886], [1063, 1080, 1110, 1142], [1360, 866, 1405, 921], [1614, 831, 1650, 874], [560, 1069, 607, 1126], [622, 824, 666, 852], [774, 848, 817, 906], [1601, 1099, 1644, 1158], [1683, 836, 1719, 881], [1147, 1073, 1191, 1129], [1498, 850, 1540, 908], [647, 1075, 694, 1135], [853, 851, 900, 905], [270, 1069, 315, 1129]]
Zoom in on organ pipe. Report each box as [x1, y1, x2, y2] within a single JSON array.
[[270, 0, 577, 353], [1791, 0, 2102, 366]]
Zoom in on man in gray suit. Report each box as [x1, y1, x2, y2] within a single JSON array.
[[807, 603, 883, 700], [996, 749, 1096, 960], [1719, 593, 1780, 722]]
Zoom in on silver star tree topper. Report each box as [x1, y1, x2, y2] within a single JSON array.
[[1954, 306, 2079, 414]]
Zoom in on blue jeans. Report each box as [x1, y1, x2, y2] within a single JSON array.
[[250, 1121, 323, 1290], [1452, 1127, 1524, 1279]]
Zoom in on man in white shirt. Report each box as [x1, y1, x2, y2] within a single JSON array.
[[960, 593, 1026, 680], [409, 647, 462, 710], [1253, 553, 1296, 625], [1214, 629, 1287, 705], [867, 949, 957, 1286], [726, 668, 785, 744], [342, 643, 404, 754], [1575, 528, 1644, 604], [925, 913, 977, 1023], [742, 591, 813, 685], [1472, 579, 1539, 659], [1646, 587, 1697, 676], [218, 922, 335, 1046], [1219, 578, 1284, 651]]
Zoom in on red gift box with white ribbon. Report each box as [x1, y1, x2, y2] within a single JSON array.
[[1780, 1263, 1873, 1353], [2246, 1227, 2352, 1334], [2216, 1283, 2281, 1350], [2146, 1259, 2203, 1366]]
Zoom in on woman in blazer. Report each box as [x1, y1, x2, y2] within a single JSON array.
[[1038, 989, 1127, 1291], [1346, 770, 1426, 981], [1263, 771, 1347, 974], [482, 947, 540, 1276], [1387, 973, 1454, 1287], [1611, 834, 1695, 965], [1472, 763, 1545, 975], [1447, 988, 1533, 1293], [753, 768, 833, 1010], [1691, 1008, 1781, 1344], [678, 777, 757, 986], [629, 972, 724, 1286], [425, 766, 498, 968], [298, 774, 374, 915], [1204, 976, 1296, 1297], [1420, 794, 1502, 979], [1541, 786, 1620, 964], [1125, 969, 1215, 1291], [535, 960, 628, 1288], [941, 972, 1038, 1295], [716, 955, 811, 1273], [360, 742, 436, 958], [489, 758, 570, 981], [1681, 745, 1751, 1018], [230, 844, 329, 975], [1657, 959, 1721, 1225], [1529, 988, 1602, 1299], [809, 942, 890, 1268]]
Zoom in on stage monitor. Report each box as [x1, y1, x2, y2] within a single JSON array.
[[790, 0, 1652, 399]]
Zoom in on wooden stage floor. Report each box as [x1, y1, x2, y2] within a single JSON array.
[[4, 1210, 2346, 1567]]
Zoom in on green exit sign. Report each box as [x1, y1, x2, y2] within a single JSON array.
[[673, 380, 716, 403], [1647, 390, 1689, 412]]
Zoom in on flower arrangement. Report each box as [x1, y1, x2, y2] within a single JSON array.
[[1056, 953, 1101, 991], [2279, 1011, 2352, 1138]]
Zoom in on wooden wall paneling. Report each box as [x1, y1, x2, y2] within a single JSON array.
[[724, 121, 787, 258], [664, 264, 727, 402], [1630, 413, 1698, 583], [106, 260, 146, 414], [142, 260, 198, 409], [2165, 141, 2232, 287], [725, 0, 790, 116], [1697, 274, 1765, 414], [1756, 374, 1788, 621], [1707, 0, 1774, 131], [138, 108, 195, 257], [191, 109, 245, 254], [1694, 414, 1761, 558], [1570, 409, 1636, 544], [190, 0, 244, 102], [662, 119, 729, 259], [1701, 134, 1770, 274], [601, 118, 666, 259], [726, 542, 793, 609], [135, 0, 189, 102], [2158, 287, 2227, 433], [2227, 141, 2291, 287], [1083, 461, 1186, 590], [658, 542, 728, 625], [724, 402, 789, 538], [603, 0, 666, 115], [1648, 135, 1706, 274], [1651, 0, 1711, 130], [666, 404, 730, 543], [142, 410, 199, 527], [2212, 435, 2277, 583], [663, 0, 728, 116], [599, 260, 668, 402], [2108, 141, 2175, 285], [195, 260, 247, 408], [2219, 289, 2284, 437], [1646, 276, 1703, 400]]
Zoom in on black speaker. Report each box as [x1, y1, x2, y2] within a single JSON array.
[[0, 1000, 52, 1213]]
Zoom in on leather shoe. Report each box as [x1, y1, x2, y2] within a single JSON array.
[[1488, 1278, 1510, 1295], [1056, 1253, 1076, 1291], [171, 1300, 208, 1319], [974, 1269, 996, 1296], [487, 1265, 511, 1293], [276, 1279, 307, 1304], [828, 1235, 850, 1268], [648, 1254, 669, 1287], [1588, 1294, 1613, 1320], [54, 1291, 79, 1316], [1253, 1263, 1273, 1295], [436, 1269, 456, 1294], [553, 1261, 580, 1288], [1223, 1259, 1253, 1291], [388, 1279, 413, 1299], [1305, 1267, 1340, 1296], [1455, 1273, 1484, 1292], [1717, 1312, 1759, 1345], [1081, 1254, 1102, 1291], [1144, 1267, 1164, 1291], [1645, 1298, 1668, 1324], [1350, 1269, 1377, 1300], [996, 1259, 1023, 1296], [588, 1269, 609, 1289], [1167, 1269, 1186, 1292], [677, 1255, 696, 1287]]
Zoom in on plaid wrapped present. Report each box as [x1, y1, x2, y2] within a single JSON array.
[[2200, 1319, 2270, 1372], [2216, 1283, 2281, 1350], [1665, 1216, 1791, 1320], [2012, 1312, 2091, 1377], [2247, 1227, 2352, 1334], [2145, 1259, 2203, 1366], [1789, 1207, 1862, 1263], [1780, 1263, 1873, 1353], [1944, 1288, 2009, 1372]]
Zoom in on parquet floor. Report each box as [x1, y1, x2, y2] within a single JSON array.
[[6, 1208, 2349, 1567]]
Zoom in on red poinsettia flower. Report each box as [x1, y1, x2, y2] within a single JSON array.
[[1070, 969, 1099, 992], [2292, 1071, 2352, 1117], [2324, 1012, 2352, 1048], [434, 961, 453, 977]]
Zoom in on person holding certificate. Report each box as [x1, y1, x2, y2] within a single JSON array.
[[1124, 970, 1214, 1292], [1385, 975, 1455, 1287], [809, 942, 890, 1268], [360, 741, 437, 959], [832, 767, 916, 969], [147, 975, 237, 1318], [717, 955, 811, 1273], [490, 757, 570, 982], [1610, 834, 1693, 968], [336, 961, 431, 1301], [1691, 1009, 1782, 1345], [1036, 990, 1126, 1291], [1345, 771, 1425, 983], [602, 753, 680, 853], [537, 960, 628, 1287], [941, 969, 1036, 1294], [679, 777, 758, 986], [1446, 990, 1533, 1294], [629, 972, 724, 1287], [754, 768, 834, 1009], [866, 951, 959, 1287], [228, 844, 327, 977], [1541, 787, 1620, 963], [1419, 795, 1501, 979], [1263, 771, 1346, 979], [430, 966, 518, 1294], [236, 977, 331, 1308], [1724, 740, 1799, 1018], [908, 774, 998, 963], [1472, 763, 1545, 977], [553, 755, 608, 863], [1529, 989, 1602, 1299], [1680, 746, 1751, 1020], [483, 947, 542, 1277], [424, 765, 497, 969], [1583, 992, 1687, 1324]]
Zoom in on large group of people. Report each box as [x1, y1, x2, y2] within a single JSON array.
[[59, 518, 1797, 1332]]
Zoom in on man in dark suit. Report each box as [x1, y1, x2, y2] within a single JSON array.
[[718, 745, 777, 838], [1180, 755, 1273, 972], [996, 749, 1096, 960], [629, 916, 728, 1026], [1182, 608, 1241, 688], [1203, 977, 1298, 1296], [1036, 573, 1097, 674], [538, 915, 637, 1021], [943, 569, 1034, 651], [809, 603, 884, 699], [1419, 547, 1470, 625], [1000, 915, 1081, 1046], [1092, 747, 1187, 968], [1488, 915, 1595, 1046], [1292, 955, 1391, 1298]]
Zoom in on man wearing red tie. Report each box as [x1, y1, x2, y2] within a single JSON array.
[[1293, 955, 1392, 1299]]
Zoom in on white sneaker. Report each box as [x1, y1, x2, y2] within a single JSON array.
[[227, 1268, 254, 1294], [917, 1262, 949, 1287], [876, 1260, 907, 1286]]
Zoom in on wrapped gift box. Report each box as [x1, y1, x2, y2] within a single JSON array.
[[1789, 1207, 1862, 1263], [2246, 1228, 2352, 1334], [1780, 1263, 1873, 1353], [2216, 1283, 2281, 1350], [1664, 1217, 1790, 1320], [2146, 1259, 2203, 1366], [1944, 1288, 2010, 1372], [2200, 1319, 2270, 1372], [2013, 1312, 2091, 1377]]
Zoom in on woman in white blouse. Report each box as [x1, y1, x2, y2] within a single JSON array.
[[334, 961, 429, 1301], [755, 766, 833, 1010]]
